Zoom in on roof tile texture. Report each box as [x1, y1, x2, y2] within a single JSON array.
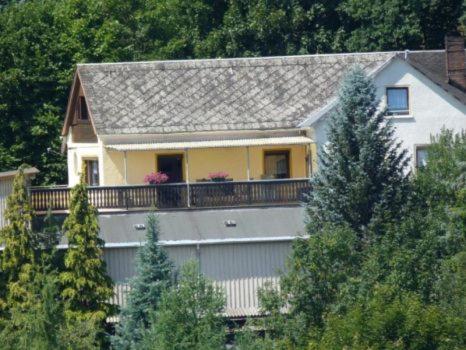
[[78, 53, 395, 135]]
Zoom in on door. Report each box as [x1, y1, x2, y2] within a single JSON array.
[[157, 154, 183, 183]]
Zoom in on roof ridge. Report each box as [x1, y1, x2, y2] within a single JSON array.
[[77, 51, 403, 68]]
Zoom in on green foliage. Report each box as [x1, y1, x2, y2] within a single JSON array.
[[0, 272, 100, 350], [59, 172, 113, 323], [0, 0, 463, 184], [113, 212, 174, 349], [0, 165, 37, 309], [309, 285, 466, 350], [255, 225, 360, 347], [140, 261, 226, 350], [307, 66, 410, 234], [250, 130, 466, 348], [340, 0, 462, 51]]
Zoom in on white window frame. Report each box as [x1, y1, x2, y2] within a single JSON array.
[[385, 86, 410, 116]]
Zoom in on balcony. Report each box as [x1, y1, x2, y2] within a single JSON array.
[[30, 178, 311, 212]]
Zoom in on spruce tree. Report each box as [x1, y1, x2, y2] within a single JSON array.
[[113, 212, 173, 349], [59, 171, 113, 323], [140, 261, 226, 350], [0, 165, 37, 310], [307, 66, 409, 234]]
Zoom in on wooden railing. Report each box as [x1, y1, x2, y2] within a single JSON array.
[[30, 179, 310, 212]]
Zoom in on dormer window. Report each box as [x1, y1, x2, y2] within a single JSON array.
[[386, 87, 409, 115], [78, 96, 89, 120]]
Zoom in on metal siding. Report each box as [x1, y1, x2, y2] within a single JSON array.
[[0, 178, 13, 229], [106, 241, 291, 317]]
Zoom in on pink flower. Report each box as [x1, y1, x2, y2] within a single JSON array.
[[208, 171, 229, 180], [144, 172, 169, 184]]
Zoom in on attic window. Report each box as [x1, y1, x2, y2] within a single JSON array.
[[78, 96, 89, 120], [386, 87, 409, 115]]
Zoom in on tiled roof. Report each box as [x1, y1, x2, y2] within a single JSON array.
[[77, 50, 466, 135], [78, 52, 395, 135]]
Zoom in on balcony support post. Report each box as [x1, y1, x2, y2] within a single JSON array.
[[123, 151, 128, 185], [307, 144, 313, 178], [246, 146, 251, 181], [184, 148, 191, 207]]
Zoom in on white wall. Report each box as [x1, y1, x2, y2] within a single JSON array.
[[66, 132, 103, 187], [312, 58, 466, 170]]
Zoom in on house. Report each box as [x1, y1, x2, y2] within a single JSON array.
[[30, 35, 466, 318], [0, 167, 39, 229]]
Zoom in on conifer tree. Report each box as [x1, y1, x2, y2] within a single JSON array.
[[307, 66, 410, 234], [0, 271, 100, 350], [140, 261, 226, 350], [113, 212, 173, 349], [59, 171, 113, 323], [0, 165, 37, 310]]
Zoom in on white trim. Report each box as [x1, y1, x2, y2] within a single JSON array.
[[106, 136, 313, 151], [46, 235, 302, 250]]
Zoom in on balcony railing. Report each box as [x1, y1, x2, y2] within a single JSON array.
[[30, 179, 311, 212]]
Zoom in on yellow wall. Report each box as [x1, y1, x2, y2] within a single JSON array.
[[102, 145, 315, 185]]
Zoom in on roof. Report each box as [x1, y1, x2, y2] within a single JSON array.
[[0, 167, 39, 180], [76, 52, 395, 135], [71, 50, 466, 137], [401, 51, 466, 105]]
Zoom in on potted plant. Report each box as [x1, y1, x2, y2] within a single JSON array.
[[208, 171, 229, 182], [144, 172, 169, 185]]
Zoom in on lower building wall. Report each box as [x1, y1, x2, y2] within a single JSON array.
[[0, 178, 13, 229], [104, 241, 291, 317]]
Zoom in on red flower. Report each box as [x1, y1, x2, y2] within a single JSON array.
[[144, 172, 169, 184]]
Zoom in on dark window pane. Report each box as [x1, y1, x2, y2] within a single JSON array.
[[85, 160, 99, 186], [264, 151, 290, 179], [157, 155, 183, 183], [79, 96, 89, 120]]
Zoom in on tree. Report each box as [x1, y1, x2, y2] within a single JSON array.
[[140, 261, 226, 350], [59, 172, 113, 323], [306, 66, 410, 235], [0, 165, 37, 310], [340, 0, 462, 52], [309, 285, 466, 350], [113, 212, 174, 349], [0, 271, 100, 350]]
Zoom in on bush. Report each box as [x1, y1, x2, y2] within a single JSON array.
[[310, 285, 466, 350]]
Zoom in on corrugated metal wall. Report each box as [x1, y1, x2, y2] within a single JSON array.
[[0, 178, 14, 229], [104, 241, 291, 317]]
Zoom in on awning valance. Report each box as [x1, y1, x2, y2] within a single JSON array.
[[106, 136, 313, 151]]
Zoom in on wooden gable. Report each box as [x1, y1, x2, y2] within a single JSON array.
[[62, 73, 97, 143]]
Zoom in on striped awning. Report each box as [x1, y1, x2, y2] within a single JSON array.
[[106, 136, 313, 151]]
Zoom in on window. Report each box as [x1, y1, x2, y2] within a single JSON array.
[[84, 159, 99, 186], [386, 87, 409, 115], [415, 146, 429, 168], [78, 96, 89, 120], [264, 150, 290, 179]]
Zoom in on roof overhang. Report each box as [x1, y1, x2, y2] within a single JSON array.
[[0, 167, 39, 180], [106, 136, 314, 151]]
